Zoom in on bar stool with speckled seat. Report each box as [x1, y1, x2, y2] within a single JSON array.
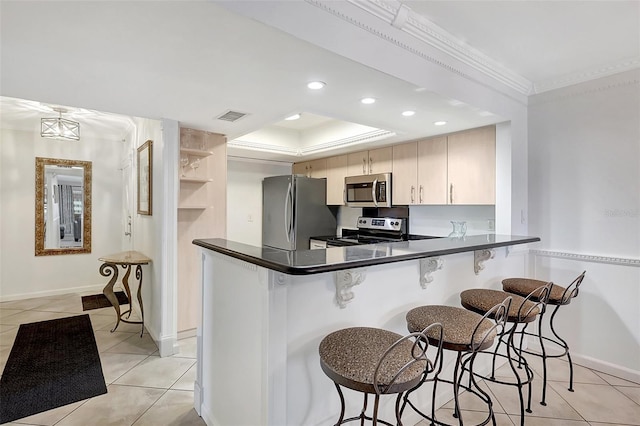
[[319, 325, 443, 425], [402, 297, 512, 426], [502, 271, 586, 406], [459, 284, 552, 426]]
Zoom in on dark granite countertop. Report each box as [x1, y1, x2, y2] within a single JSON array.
[[192, 234, 540, 275]]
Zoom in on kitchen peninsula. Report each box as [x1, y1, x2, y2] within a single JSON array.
[[192, 234, 540, 426]]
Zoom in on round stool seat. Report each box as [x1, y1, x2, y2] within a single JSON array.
[[319, 327, 425, 395], [503, 278, 567, 305], [461, 289, 539, 323], [406, 305, 496, 352]]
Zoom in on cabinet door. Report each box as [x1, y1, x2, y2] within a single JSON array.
[[292, 162, 308, 176], [325, 155, 348, 205], [308, 158, 327, 179], [368, 147, 392, 174], [392, 142, 417, 205], [417, 136, 448, 204], [347, 151, 368, 176], [447, 126, 496, 204]]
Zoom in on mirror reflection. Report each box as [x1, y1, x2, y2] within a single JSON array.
[[35, 157, 92, 256]]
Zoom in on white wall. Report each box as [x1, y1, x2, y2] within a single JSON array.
[[128, 117, 177, 356], [226, 157, 291, 246], [0, 128, 125, 299], [528, 69, 640, 377]]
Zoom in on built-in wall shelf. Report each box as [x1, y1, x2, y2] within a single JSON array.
[[180, 148, 213, 157], [178, 205, 209, 210], [178, 127, 227, 335], [180, 177, 213, 183]]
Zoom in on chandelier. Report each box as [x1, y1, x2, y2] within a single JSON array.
[[41, 108, 80, 141]]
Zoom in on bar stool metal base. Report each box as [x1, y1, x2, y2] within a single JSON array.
[[402, 351, 496, 426]]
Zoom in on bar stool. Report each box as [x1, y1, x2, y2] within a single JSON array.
[[502, 271, 586, 405], [459, 284, 552, 426], [319, 325, 443, 426], [402, 297, 512, 426]]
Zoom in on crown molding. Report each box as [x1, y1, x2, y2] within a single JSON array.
[[528, 71, 640, 106], [533, 57, 640, 94], [229, 129, 395, 158], [299, 129, 395, 155], [227, 139, 299, 157], [308, 0, 639, 97], [333, 0, 533, 95]]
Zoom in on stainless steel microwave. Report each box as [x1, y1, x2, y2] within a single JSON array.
[[345, 173, 392, 207]]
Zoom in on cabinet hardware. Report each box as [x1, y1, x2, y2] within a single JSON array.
[[449, 183, 454, 204], [411, 186, 415, 203], [369, 157, 373, 174], [419, 185, 424, 203], [362, 158, 366, 174]]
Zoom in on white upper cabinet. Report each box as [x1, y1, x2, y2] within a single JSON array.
[[347, 147, 392, 176], [447, 126, 495, 205], [392, 127, 495, 205]]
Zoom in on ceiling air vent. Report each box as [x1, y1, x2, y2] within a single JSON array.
[[216, 110, 248, 122]]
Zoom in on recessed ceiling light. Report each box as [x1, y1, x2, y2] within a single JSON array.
[[361, 97, 376, 104], [434, 121, 447, 126], [402, 110, 415, 117], [285, 113, 301, 121], [307, 81, 326, 90]]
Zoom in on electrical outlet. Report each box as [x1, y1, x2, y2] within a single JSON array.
[[488, 219, 495, 231], [247, 214, 253, 223]]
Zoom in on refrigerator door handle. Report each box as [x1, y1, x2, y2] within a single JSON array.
[[371, 179, 379, 207], [284, 182, 292, 242]]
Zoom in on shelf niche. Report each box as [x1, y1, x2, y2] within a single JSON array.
[[178, 127, 227, 333]]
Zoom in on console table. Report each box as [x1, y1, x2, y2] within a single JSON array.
[[98, 250, 151, 336]]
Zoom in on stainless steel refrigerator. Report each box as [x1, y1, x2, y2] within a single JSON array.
[[262, 175, 337, 250]]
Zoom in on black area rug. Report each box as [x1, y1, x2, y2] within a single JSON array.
[[0, 314, 107, 424], [81, 291, 128, 311]]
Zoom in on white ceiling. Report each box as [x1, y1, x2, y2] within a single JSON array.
[[1, 1, 638, 161]]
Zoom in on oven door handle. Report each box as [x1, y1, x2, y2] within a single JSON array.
[[371, 179, 379, 207]]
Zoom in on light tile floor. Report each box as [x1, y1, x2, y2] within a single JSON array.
[[417, 348, 640, 426], [2, 292, 639, 425], [0, 292, 205, 426]]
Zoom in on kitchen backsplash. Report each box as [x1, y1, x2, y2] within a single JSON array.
[[408, 205, 496, 236], [336, 206, 362, 235], [336, 204, 495, 237]]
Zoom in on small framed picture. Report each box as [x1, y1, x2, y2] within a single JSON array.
[[137, 140, 153, 215]]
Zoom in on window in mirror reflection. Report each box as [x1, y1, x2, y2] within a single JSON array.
[[35, 157, 92, 256]]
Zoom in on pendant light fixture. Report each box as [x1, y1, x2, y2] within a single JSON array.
[[41, 108, 80, 141]]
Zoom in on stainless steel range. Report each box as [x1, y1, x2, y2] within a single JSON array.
[[322, 216, 439, 247]]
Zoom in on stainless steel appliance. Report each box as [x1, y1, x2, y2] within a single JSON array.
[[324, 216, 439, 247], [262, 175, 337, 250], [345, 173, 391, 208]]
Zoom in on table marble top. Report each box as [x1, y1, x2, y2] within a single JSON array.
[[98, 250, 151, 264]]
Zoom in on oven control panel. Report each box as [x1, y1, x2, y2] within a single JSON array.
[[357, 217, 403, 231]]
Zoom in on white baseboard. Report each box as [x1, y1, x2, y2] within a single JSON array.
[[200, 403, 216, 426], [145, 323, 178, 358], [0, 283, 104, 302], [194, 380, 203, 417], [528, 341, 640, 384], [177, 328, 197, 340]]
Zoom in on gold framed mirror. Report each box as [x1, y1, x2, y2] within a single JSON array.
[[35, 157, 92, 256]]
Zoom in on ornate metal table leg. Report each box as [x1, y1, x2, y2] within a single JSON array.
[[100, 263, 121, 332], [136, 264, 144, 337], [121, 264, 133, 318]]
